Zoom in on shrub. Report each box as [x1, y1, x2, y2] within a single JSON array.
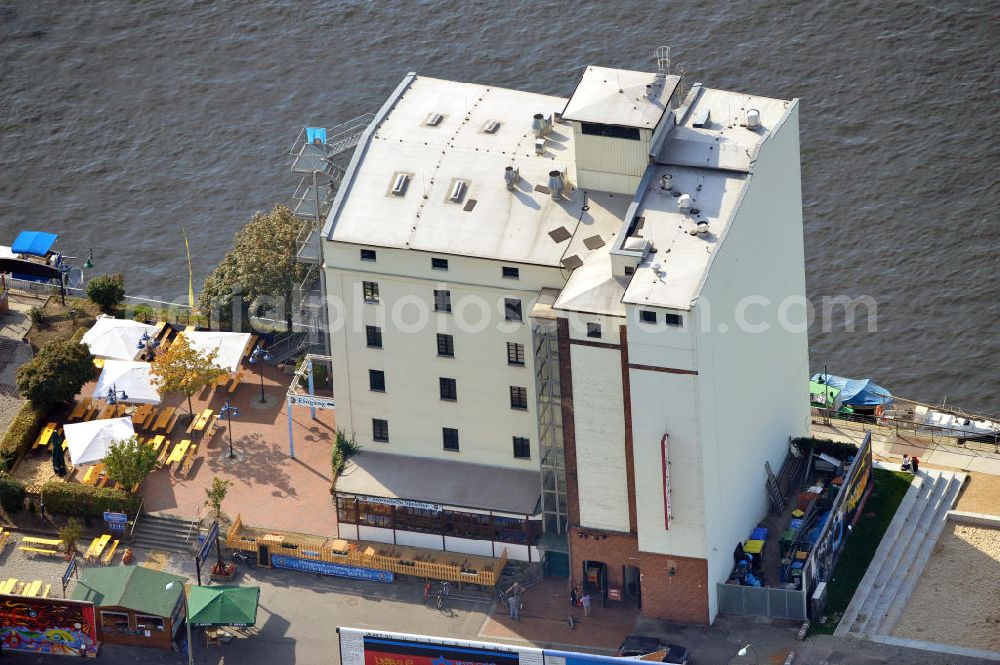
[[40, 481, 141, 517], [15, 339, 94, 409], [86, 273, 125, 312], [131, 303, 155, 323], [28, 306, 47, 328], [0, 476, 26, 513], [331, 429, 360, 478], [59, 517, 83, 553], [791, 436, 859, 461], [0, 402, 45, 471]]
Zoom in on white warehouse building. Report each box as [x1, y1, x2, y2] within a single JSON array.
[[319, 63, 810, 624]]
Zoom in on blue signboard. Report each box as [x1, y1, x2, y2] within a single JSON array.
[[103, 511, 128, 533], [198, 521, 219, 563], [270, 555, 393, 583], [62, 552, 78, 586]]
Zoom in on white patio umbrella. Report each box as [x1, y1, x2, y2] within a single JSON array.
[[80, 316, 157, 361], [181, 330, 251, 374], [63, 417, 135, 466], [93, 360, 161, 405]]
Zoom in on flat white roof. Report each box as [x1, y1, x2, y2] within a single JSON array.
[[326, 75, 628, 266], [562, 66, 679, 129]]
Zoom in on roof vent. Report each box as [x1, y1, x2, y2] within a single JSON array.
[[484, 120, 501, 134], [689, 220, 710, 236], [449, 179, 467, 203], [659, 174, 674, 193], [692, 107, 711, 128], [391, 173, 410, 196], [745, 109, 761, 130], [531, 113, 551, 138], [534, 138, 546, 155], [548, 170, 565, 200], [504, 165, 519, 191], [677, 193, 693, 212], [425, 113, 444, 127]]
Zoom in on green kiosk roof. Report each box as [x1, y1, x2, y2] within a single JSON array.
[[71, 565, 187, 618]]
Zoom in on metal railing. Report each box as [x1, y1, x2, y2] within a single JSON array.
[[813, 407, 1000, 454]]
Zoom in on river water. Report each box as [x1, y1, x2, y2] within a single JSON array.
[[1, 1, 997, 412]]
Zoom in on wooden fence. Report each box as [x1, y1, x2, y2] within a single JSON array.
[[226, 514, 507, 587]]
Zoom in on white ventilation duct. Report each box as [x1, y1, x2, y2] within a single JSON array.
[[659, 174, 674, 192], [504, 165, 519, 191], [534, 138, 546, 155], [746, 109, 761, 129], [677, 193, 693, 212], [531, 113, 551, 138], [548, 170, 565, 200]]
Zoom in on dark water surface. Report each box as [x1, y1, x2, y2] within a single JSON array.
[[1, 1, 997, 411]]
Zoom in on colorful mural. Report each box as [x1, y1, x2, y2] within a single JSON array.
[[0, 595, 98, 657]]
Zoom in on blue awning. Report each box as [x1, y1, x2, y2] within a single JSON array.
[[811, 373, 892, 406], [11, 231, 58, 257]]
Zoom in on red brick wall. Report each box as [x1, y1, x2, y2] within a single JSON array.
[[569, 527, 709, 624], [557, 318, 581, 526]]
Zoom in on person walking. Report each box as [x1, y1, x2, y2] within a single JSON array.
[[581, 592, 592, 617], [570, 585, 579, 607], [508, 590, 520, 620], [911, 455, 920, 474]]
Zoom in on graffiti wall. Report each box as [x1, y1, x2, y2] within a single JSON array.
[[0, 595, 98, 657]]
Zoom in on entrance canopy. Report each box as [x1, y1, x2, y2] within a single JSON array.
[[180, 330, 251, 374], [187, 586, 260, 627], [94, 360, 160, 405], [81, 316, 157, 361], [11, 231, 58, 257], [63, 417, 135, 466]]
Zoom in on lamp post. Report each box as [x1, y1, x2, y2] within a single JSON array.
[[219, 399, 240, 459], [106, 384, 128, 405], [737, 644, 760, 665], [165, 581, 193, 665], [247, 343, 273, 404], [136, 331, 160, 361]]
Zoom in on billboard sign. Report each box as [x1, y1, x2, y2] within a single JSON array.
[[271, 555, 393, 583], [198, 521, 220, 564], [103, 511, 128, 534], [0, 595, 98, 657], [340, 629, 541, 665]]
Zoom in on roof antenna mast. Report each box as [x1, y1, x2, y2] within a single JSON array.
[[655, 46, 671, 78]]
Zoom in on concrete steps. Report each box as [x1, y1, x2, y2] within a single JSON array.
[[834, 468, 966, 639], [130, 513, 199, 554]]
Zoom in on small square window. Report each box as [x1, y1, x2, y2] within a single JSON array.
[[360, 249, 377, 261], [510, 386, 528, 410], [640, 310, 657, 324], [440, 377, 457, 401], [504, 298, 522, 322], [434, 289, 452, 313], [366, 325, 383, 348], [432, 257, 449, 270], [373, 419, 389, 442], [443, 427, 459, 451], [369, 369, 385, 392], [513, 436, 531, 459], [624, 265, 635, 276], [363, 281, 380, 303], [507, 342, 525, 366], [502, 266, 520, 279], [586, 322, 601, 338], [664, 313, 683, 327], [437, 333, 454, 357]]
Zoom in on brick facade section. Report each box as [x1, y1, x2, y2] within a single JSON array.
[[569, 527, 710, 625], [557, 318, 580, 526], [619, 324, 637, 533]]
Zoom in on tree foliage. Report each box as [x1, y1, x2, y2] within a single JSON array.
[[199, 204, 307, 330], [86, 273, 126, 312], [15, 340, 94, 409], [59, 517, 83, 553], [204, 476, 233, 520], [103, 435, 159, 494], [149, 336, 226, 415]]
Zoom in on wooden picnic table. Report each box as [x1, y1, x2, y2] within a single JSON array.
[[33, 422, 58, 449], [85, 534, 111, 561], [191, 409, 213, 433], [22, 536, 63, 547], [132, 403, 155, 427], [0, 578, 18, 594], [22, 580, 42, 597], [147, 434, 166, 452], [166, 439, 191, 465], [82, 463, 106, 486], [69, 398, 92, 421], [153, 407, 176, 432]]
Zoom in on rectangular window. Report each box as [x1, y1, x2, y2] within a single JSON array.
[[360, 249, 377, 261], [502, 266, 520, 279], [439, 377, 457, 401], [510, 386, 528, 410], [664, 313, 683, 327], [363, 281, 379, 303], [135, 615, 165, 632], [437, 333, 454, 357], [366, 325, 382, 348], [369, 369, 385, 392], [101, 611, 130, 630], [625, 266, 635, 276], [434, 289, 452, 313], [372, 418, 389, 442], [587, 322, 601, 338], [507, 342, 525, 366], [442, 427, 459, 451], [580, 122, 641, 140], [504, 298, 522, 322], [513, 436, 531, 459], [432, 257, 449, 270], [640, 310, 657, 323]]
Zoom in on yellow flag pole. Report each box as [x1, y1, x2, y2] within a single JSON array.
[[182, 228, 195, 309]]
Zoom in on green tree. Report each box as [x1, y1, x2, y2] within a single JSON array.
[[199, 204, 307, 331], [59, 517, 83, 554], [149, 336, 226, 416], [204, 477, 233, 521], [15, 340, 94, 409], [103, 435, 159, 494], [86, 273, 126, 312]]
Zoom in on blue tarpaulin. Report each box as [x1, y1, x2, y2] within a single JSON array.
[[811, 373, 892, 406], [11, 231, 57, 257]]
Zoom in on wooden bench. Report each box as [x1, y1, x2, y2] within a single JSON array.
[[20, 546, 61, 557], [33, 423, 57, 449], [101, 539, 120, 565], [22, 536, 62, 547], [0, 578, 17, 594], [22, 580, 42, 597], [85, 535, 111, 561], [166, 439, 191, 468], [179, 443, 199, 478], [157, 439, 173, 464], [41, 583, 51, 598], [0, 530, 10, 551], [69, 399, 91, 421], [227, 372, 243, 394], [82, 463, 105, 486]]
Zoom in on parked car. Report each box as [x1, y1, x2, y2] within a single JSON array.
[[617, 635, 691, 665]]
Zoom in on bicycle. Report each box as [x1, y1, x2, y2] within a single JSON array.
[[232, 550, 254, 567]]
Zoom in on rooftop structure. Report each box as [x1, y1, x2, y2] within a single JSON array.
[[561, 66, 678, 128]]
